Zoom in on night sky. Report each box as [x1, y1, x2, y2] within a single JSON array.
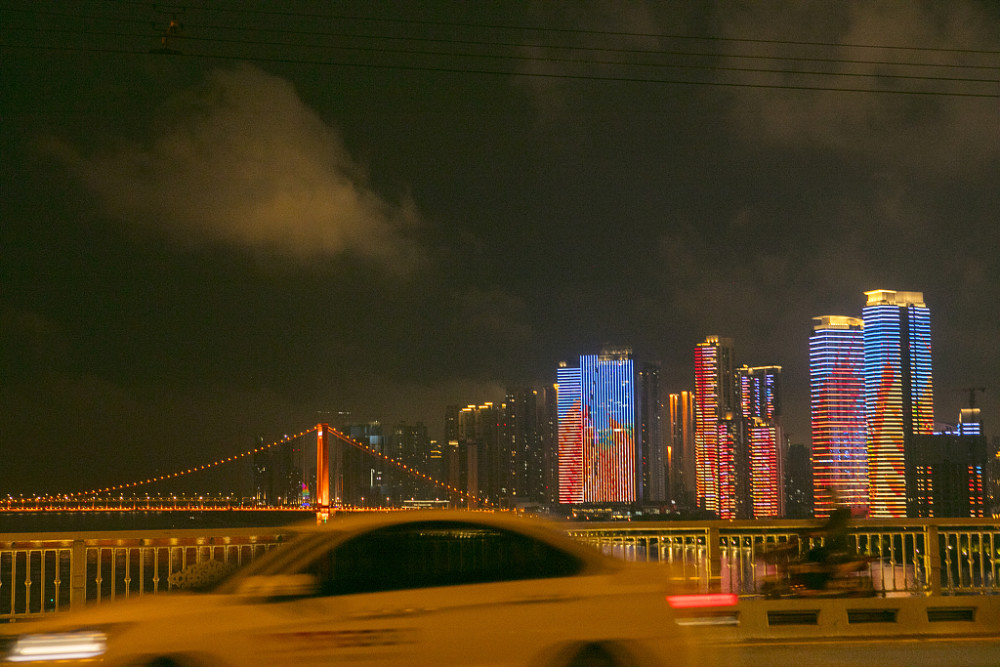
[[2, 1, 998, 497]]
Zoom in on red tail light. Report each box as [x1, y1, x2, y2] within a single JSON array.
[[666, 593, 739, 609]]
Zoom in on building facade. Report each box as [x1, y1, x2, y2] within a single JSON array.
[[668, 390, 696, 509], [908, 412, 988, 518], [863, 290, 934, 518], [809, 316, 868, 517], [694, 336, 737, 518], [639, 362, 667, 504], [784, 442, 814, 518], [500, 387, 546, 506], [738, 365, 783, 518], [557, 348, 637, 504]]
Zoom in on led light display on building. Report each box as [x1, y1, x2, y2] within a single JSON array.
[[863, 290, 934, 518], [556, 364, 583, 504], [668, 391, 696, 508], [810, 316, 868, 517], [694, 336, 736, 519], [557, 350, 636, 504], [749, 421, 779, 517], [738, 365, 783, 518]]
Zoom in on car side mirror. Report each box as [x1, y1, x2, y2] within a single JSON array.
[[236, 574, 319, 600]]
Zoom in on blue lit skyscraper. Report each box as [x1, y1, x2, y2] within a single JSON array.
[[863, 290, 934, 518], [810, 316, 868, 517], [557, 348, 637, 504]]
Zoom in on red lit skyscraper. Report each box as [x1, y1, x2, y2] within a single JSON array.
[[738, 365, 783, 518], [694, 336, 737, 518], [810, 316, 868, 517], [556, 363, 583, 504], [863, 290, 934, 518]]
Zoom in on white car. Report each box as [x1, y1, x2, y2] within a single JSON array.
[[1, 510, 731, 666]]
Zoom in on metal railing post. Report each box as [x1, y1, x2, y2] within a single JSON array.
[[70, 540, 87, 611], [926, 524, 941, 596], [707, 525, 721, 588]]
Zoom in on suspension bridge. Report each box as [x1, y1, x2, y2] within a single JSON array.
[[3, 424, 492, 515]]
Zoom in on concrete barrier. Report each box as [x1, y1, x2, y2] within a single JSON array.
[[722, 596, 1000, 641]]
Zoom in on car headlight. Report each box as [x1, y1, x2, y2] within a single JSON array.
[[4, 630, 108, 662]]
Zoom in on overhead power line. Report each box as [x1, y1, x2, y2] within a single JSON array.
[[8, 24, 998, 88], [3, 2, 997, 98], [5, 40, 995, 99], [96, 0, 1000, 57], [7, 4, 998, 70]]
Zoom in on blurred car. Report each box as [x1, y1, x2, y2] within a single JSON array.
[[1, 510, 729, 666]]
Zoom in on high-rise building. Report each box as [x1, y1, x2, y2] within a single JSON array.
[[344, 421, 386, 507], [387, 422, 430, 503], [541, 384, 561, 504], [557, 347, 637, 504], [444, 405, 462, 503], [863, 290, 934, 518], [738, 365, 784, 518], [694, 336, 737, 518], [639, 362, 666, 504], [500, 388, 546, 505], [457, 403, 500, 506], [784, 442, 814, 518], [250, 435, 302, 507], [668, 391, 696, 509], [908, 412, 988, 518], [810, 316, 868, 517]]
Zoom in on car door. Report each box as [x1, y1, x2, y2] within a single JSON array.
[[236, 520, 596, 666]]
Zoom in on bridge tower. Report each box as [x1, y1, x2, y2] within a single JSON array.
[[316, 424, 330, 519]]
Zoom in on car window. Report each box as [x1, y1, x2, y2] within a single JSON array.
[[301, 521, 584, 596]]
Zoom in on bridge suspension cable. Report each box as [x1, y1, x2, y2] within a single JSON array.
[[44, 423, 493, 509], [54, 427, 321, 500]]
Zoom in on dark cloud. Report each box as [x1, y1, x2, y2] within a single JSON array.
[[719, 2, 999, 177], [45, 65, 423, 270]]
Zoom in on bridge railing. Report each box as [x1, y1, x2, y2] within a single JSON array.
[[2, 518, 998, 622], [567, 517, 1000, 596], [1, 528, 286, 622]]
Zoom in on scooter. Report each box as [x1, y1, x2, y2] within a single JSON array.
[[758, 539, 875, 598]]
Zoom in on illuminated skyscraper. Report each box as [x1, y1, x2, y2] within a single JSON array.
[[863, 290, 934, 518], [457, 403, 500, 506], [668, 391, 696, 508], [738, 365, 783, 518], [810, 316, 868, 517], [694, 336, 737, 518], [556, 363, 583, 504], [557, 348, 637, 504]]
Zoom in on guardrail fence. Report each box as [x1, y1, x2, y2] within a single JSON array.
[[568, 517, 999, 596], [2, 518, 998, 622], [1, 529, 284, 621]]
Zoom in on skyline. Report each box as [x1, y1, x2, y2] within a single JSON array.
[[2, 1, 998, 497]]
